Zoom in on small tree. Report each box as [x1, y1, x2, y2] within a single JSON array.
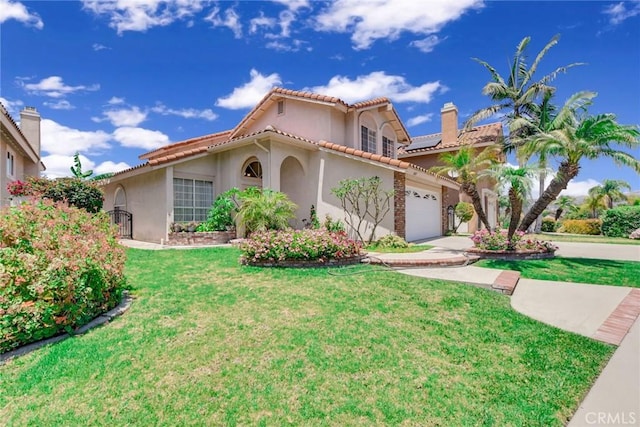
[[70, 152, 93, 179], [452, 202, 474, 233], [331, 176, 393, 244]]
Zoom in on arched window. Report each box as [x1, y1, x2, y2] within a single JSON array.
[[114, 187, 126, 211], [360, 113, 378, 154], [241, 158, 263, 189]]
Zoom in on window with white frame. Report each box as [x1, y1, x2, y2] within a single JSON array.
[[6, 151, 15, 178], [361, 125, 377, 154], [382, 136, 395, 158], [173, 178, 214, 222]]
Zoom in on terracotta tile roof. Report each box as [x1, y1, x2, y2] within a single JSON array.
[[110, 161, 150, 177], [140, 130, 231, 161], [400, 122, 503, 155], [351, 97, 391, 109]]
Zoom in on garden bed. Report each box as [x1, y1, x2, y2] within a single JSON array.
[[242, 254, 366, 268], [466, 247, 556, 260], [165, 231, 236, 246]]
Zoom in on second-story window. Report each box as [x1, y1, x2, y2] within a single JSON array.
[[361, 125, 376, 154], [382, 136, 395, 158], [6, 151, 15, 178]]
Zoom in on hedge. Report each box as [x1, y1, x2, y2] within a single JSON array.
[[0, 200, 126, 353], [558, 219, 602, 235], [601, 205, 640, 238]]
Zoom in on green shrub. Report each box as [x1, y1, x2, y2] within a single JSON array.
[[240, 229, 361, 263], [558, 219, 602, 235], [0, 200, 126, 353], [323, 214, 345, 233], [237, 188, 297, 235], [372, 234, 409, 249], [541, 216, 557, 232], [25, 176, 104, 213], [601, 206, 640, 238], [453, 202, 474, 232], [202, 188, 240, 231]]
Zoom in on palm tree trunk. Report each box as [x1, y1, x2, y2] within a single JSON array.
[[507, 188, 522, 249], [533, 171, 546, 233], [518, 161, 580, 232], [462, 182, 492, 231]]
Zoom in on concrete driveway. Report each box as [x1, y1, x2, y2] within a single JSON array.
[[420, 236, 640, 262]]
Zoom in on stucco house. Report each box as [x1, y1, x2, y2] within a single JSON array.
[[0, 104, 44, 207], [102, 88, 460, 244], [399, 102, 503, 233]]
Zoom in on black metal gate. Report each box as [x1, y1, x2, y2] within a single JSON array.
[[108, 208, 133, 239]]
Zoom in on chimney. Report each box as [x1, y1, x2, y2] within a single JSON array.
[[19, 106, 41, 158], [440, 102, 458, 145]]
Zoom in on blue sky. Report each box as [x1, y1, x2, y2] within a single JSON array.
[[1, 0, 639, 196]]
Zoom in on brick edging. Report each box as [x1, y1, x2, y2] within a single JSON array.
[[368, 255, 478, 267], [243, 255, 366, 268], [592, 289, 640, 345], [492, 270, 521, 295]]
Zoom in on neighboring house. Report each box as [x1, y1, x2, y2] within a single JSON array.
[[102, 88, 459, 243], [399, 102, 503, 233], [0, 104, 44, 207]]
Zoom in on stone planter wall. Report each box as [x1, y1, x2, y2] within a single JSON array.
[[243, 254, 366, 268], [466, 247, 556, 260], [165, 231, 236, 246]]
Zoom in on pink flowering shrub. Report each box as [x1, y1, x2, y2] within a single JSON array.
[[240, 229, 362, 263], [6, 180, 31, 197], [0, 200, 127, 353], [470, 229, 557, 252]]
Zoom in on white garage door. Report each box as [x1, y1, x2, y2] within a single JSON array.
[[405, 186, 441, 242]]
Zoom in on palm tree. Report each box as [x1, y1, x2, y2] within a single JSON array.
[[489, 165, 536, 246], [466, 34, 582, 150], [517, 93, 640, 232], [554, 195, 576, 220], [430, 144, 500, 231], [236, 188, 297, 236], [584, 189, 606, 218], [590, 179, 632, 209]]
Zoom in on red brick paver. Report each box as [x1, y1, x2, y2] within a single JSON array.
[[593, 289, 640, 345], [491, 270, 521, 295]]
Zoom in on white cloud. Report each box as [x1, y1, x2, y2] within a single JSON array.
[[204, 6, 242, 38], [308, 71, 445, 104], [410, 35, 445, 53], [315, 0, 482, 50], [0, 0, 43, 29], [152, 103, 218, 121], [92, 43, 110, 51], [94, 160, 131, 175], [216, 69, 282, 110], [0, 96, 24, 114], [112, 127, 170, 150], [41, 154, 94, 179], [41, 119, 112, 156], [107, 96, 125, 105], [82, 0, 205, 34], [249, 12, 276, 33], [43, 100, 75, 110], [271, 0, 310, 12], [603, 1, 640, 25], [99, 106, 148, 127], [407, 113, 434, 127], [265, 39, 308, 52], [21, 76, 100, 98]]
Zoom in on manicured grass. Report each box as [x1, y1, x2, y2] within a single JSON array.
[[533, 232, 640, 245], [366, 244, 433, 253], [476, 257, 640, 288], [0, 248, 613, 425]]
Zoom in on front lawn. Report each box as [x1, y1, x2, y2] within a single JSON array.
[[476, 257, 640, 288], [0, 248, 613, 425]]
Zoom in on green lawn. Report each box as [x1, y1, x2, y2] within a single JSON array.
[[534, 232, 640, 245], [365, 244, 433, 253], [0, 248, 613, 426], [476, 257, 640, 288]]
